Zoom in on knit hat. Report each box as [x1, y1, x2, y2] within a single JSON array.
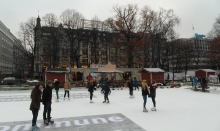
[[103, 81, 106, 85], [47, 80, 52, 85]]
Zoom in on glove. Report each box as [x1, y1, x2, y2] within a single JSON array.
[[42, 102, 45, 105]]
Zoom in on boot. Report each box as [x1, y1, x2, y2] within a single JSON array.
[[90, 100, 94, 103]]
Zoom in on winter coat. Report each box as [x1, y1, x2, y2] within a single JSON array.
[[64, 81, 71, 91], [201, 77, 207, 84], [42, 85, 53, 103], [54, 81, 60, 90], [101, 85, 111, 94], [127, 80, 133, 91], [88, 82, 95, 92], [133, 78, 138, 86], [141, 85, 150, 96], [150, 84, 157, 97], [30, 88, 42, 110]]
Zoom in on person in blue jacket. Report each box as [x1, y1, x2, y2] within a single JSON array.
[[193, 76, 198, 91]]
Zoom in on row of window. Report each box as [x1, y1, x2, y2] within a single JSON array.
[[1, 43, 13, 52], [0, 66, 12, 72], [1, 52, 12, 59], [1, 37, 13, 47]]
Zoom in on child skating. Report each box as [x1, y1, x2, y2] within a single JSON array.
[[101, 81, 111, 104]]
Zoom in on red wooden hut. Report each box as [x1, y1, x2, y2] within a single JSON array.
[[195, 69, 216, 78], [45, 68, 69, 88], [138, 68, 165, 83]]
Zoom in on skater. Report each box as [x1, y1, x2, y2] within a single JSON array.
[[88, 79, 95, 103], [193, 76, 198, 91], [201, 76, 207, 92], [64, 79, 71, 100], [42, 80, 54, 125], [86, 73, 93, 88], [127, 77, 134, 98], [149, 80, 157, 111], [30, 84, 43, 131], [133, 76, 139, 91], [101, 81, 111, 103], [141, 80, 150, 112], [54, 79, 60, 102]]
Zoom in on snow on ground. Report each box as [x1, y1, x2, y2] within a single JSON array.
[[0, 86, 220, 131]]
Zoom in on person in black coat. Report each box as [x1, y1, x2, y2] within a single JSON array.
[[88, 79, 96, 103], [149, 80, 157, 111], [141, 80, 150, 112], [54, 79, 60, 102], [42, 80, 54, 125], [101, 81, 111, 103], [127, 77, 134, 98]]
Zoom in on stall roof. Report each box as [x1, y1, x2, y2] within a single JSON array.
[[46, 68, 69, 73], [138, 68, 165, 73], [93, 61, 123, 73], [196, 69, 216, 72]]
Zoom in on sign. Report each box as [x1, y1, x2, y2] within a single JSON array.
[[0, 113, 145, 131]]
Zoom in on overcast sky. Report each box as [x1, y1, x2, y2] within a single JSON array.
[[1, 0, 220, 38]]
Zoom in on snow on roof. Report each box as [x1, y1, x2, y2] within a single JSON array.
[[138, 68, 165, 73], [197, 69, 216, 72], [46, 68, 69, 73]]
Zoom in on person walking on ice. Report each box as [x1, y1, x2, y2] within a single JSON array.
[[141, 80, 150, 112], [54, 79, 60, 102], [42, 80, 54, 125], [127, 76, 134, 98], [101, 81, 111, 104], [149, 80, 157, 111], [64, 79, 71, 100], [88, 79, 95, 103], [30, 84, 43, 131]]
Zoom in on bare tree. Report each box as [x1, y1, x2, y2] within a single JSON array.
[[42, 13, 59, 27], [208, 36, 220, 70], [105, 4, 151, 67], [60, 9, 85, 68], [17, 17, 37, 78], [208, 14, 220, 38]]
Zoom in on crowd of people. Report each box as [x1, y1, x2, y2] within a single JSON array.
[[29, 75, 157, 131]]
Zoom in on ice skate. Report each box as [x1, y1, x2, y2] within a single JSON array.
[[32, 126, 39, 131], [55, 99, 59, 102], [103, 101, 106, 103], [48, 117, 54, 124], [90, 100, 94, 103], [151, 107, 156, 111], [44, 119, 49, 125], [63, 98, 65, 100], [68, 98, 70, 100], [106, 101, 110, 104], [143, 108, 148, 112]]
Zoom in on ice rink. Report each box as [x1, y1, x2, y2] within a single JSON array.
[[0, 86, 220, 131]]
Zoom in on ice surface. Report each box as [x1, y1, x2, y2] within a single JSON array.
[[0, 86, 219, 131]]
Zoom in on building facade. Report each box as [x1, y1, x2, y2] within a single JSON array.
[[0, 20, 30, 79]]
